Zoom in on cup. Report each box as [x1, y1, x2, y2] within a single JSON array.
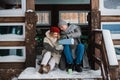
[[68, 69, 72, 74]]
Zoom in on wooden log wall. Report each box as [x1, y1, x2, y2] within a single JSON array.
[[25, 12, 37, 67], [90, 0, 120, 79], [0, 0, 37, 80]]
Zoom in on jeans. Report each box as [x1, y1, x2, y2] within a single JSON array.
[[63, 43, 85, 64]]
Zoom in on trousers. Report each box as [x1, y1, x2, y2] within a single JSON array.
[[63, 43, 85, 64]]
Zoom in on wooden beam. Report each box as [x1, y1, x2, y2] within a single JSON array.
[[90, 0, 99, 10], [101, 16, 120, 22], [25, 12, 37, 67], [35, 4, 90, 11], [26, 0, 35, 11], [0, 41, 25, 46], [113, 40, 120, 45], [0, 17, 25, 23]]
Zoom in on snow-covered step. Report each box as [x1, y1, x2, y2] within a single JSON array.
[[18, 67, 102, 80]]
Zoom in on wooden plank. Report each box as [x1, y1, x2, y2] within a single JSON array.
[[101, 16, 120, 22], [113, 40, 120, 45], [0, 17, 25, 23], [0, 41, 25, 46], [35, 4, 90, 11], [0, 62, 25, 69], [91, 0, 99, 10], [25, 12, 37, 67], [26, 0, 35, 10]]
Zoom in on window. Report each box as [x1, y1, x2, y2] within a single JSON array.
[[36, 11, 51, 26], [0, 23, 25, 41], [101, 22, 120, 39], [114, 45, 120, 60], [99, 0, 120, 15], [0, 46, 26, 62], [0, 0, 26, 17], [59, 11, 88, 25]]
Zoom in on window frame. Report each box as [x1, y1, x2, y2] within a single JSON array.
[[99, 0, 120, 15], [0, 46, 26, 62], [0, 0, 26, 17], [0, 23, 25, 41], [36, 11, 51, 26], [114, 45, 120, 60], [59, 10, 89, 25], [101, 22, 120, 39]]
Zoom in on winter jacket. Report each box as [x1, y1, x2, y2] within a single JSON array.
[[42, 30, 63, 64], [61, 24, 82, 47]]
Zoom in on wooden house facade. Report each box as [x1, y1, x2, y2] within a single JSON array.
[[0, 0, 120, 80]]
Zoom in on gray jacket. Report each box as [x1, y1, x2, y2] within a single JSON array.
[[61, 24, 82, 46]]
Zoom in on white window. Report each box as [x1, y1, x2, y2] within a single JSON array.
[[0, 0, 26, 17], [99, 0, 120, 15], [114, 45, 120, 60], [36, 11, 51, 26], [0, 46, 26, 62], [59, 11, 88, 25], [101, 22, 120, 39], [0, 23, 25, 41]]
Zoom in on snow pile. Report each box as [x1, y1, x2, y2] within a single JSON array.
[[0, 55, 25, 62], [102, 30, 118, 66], [18, 67, 102, 79], [116, 55, 120, 60], [0, 34, 24, 41]]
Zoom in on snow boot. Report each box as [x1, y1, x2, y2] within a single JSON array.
[[42, 64, 50, 73], [39, 65, 44, 74], [75, 64, 82, 72], [66, 63, 74, 72]]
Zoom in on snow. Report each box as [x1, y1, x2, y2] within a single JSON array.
[[102, 30, 118, 65], [111, 34, 120, 39], [116, 55, 120, 60], [0, 55, 25, 62], [0, 34, 24, 41], [17, 59, 102, 79], [18, 67, 102, 79]]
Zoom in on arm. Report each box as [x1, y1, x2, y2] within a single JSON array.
[[43, 43, 59, 53], [67, 26, 82, 38]]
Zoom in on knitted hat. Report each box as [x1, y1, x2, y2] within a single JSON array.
[[58, 19, 67, 27], [50, 27, 60, 33]]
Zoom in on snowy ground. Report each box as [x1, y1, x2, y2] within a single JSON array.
[[16, 59, 102, 80], [18, 67, 102, 80]]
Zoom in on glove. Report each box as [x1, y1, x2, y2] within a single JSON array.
[[55, 45, 63, 50], [52, 47, 59, 54], [60, 35, 67, 39]]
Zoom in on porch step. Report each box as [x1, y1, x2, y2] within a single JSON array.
[[18, 67, 102, 80]]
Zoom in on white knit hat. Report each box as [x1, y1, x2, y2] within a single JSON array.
[[58, 19, 67, 27]]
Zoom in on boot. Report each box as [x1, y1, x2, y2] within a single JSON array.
[[39, 65, 44, 74], [75, 64, 82, 72], [42, 64, 50, 73], [66, 63, 74, 72]]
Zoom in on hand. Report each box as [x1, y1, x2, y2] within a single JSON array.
[[60, 35, 67, 39], [54, 49, 60, 54], [57, 34, 60, 39]]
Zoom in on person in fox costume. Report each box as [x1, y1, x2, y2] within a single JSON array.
[[39, 26, 63, 74]]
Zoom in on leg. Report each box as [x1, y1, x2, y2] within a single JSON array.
[[75, 43, 85, 64], [48, 57, 56, 70], [63, 45, 74, 71], [63, 45, 73, 64], [41, 51, 51, 65], [39, 51, 51, 74], [75, 43, 85, 72]]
